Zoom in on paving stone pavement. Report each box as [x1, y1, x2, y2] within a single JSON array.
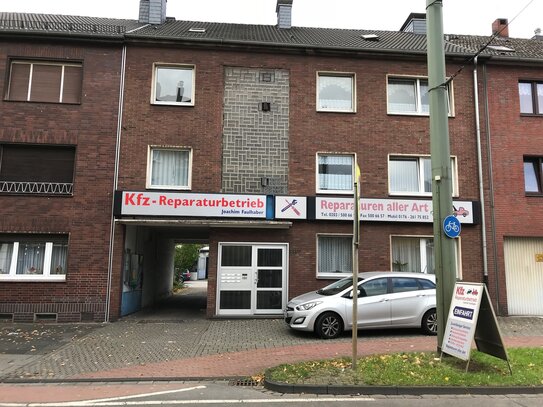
[[1, 281, 542, 382]]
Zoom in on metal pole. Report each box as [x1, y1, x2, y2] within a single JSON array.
[[426, 0, 457, 350], [352, 163, 360, 369]]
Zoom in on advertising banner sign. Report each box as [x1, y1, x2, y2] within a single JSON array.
[[315, 197, 474, 224], [121, 191, 267, 218]]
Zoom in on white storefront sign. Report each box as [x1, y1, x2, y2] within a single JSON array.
[[121, 191, 267, 218], [275, 196, 307, 219], [315, 197, 474, 224]]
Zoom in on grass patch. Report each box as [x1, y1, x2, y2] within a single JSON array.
[[266, 348, 543, 387]]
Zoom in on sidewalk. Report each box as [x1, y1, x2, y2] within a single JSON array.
[[1, 282, 542, 401]]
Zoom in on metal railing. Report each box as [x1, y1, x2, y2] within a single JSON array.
[[0, 181, 73, 195]]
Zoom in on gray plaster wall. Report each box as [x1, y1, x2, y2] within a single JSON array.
[[222, 67, 289, 195]]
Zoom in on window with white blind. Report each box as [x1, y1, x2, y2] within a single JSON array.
[[147, 147, 192, 189], [0, 236, 68, 281], [317, 234, 352, 278], [6, 60, 82, 104], [388, 155, 457, 196], [317, 153, 354, 194]]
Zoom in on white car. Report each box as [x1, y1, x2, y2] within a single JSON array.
[[284, 272, 437, 339]]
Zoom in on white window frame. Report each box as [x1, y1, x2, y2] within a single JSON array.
[[0, 240, 67, 282], [386, 75, 454, 116], [146, 146, 193, 190], [390, 235, 462, 279], [316, 72, 356, 113], [388, 154, 458, 197], [316, 233, 353, 278], [151, 63, 195, 106], [316, 152, 355, 195]]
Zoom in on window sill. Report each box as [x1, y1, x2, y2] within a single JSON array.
[[317, 273, 351, 279], [151, 101, 194, 107], [0, 275, 66, 282], [317, 190, 354, 195], [316, 109, 356, 114]]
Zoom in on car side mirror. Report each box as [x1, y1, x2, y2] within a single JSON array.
[[348, 289, 363, 299]]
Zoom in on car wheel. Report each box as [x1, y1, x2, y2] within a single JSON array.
[[315, 312, 343, 339], [421, 309, 438, 335]]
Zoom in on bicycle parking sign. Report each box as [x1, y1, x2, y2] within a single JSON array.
[[443, 215, 461, 238]]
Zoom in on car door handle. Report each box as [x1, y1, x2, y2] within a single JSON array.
[[379, 298, 389, 302]]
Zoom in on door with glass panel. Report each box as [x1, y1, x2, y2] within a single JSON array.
[[217, 243, 287, 316]]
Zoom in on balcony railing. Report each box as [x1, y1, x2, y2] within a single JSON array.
[[0, 181, 73, 195]]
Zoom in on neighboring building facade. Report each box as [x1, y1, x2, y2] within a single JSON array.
[[0, 16, 138, 321], [1, 0, 541, 322], [448, 21, 543, 316]]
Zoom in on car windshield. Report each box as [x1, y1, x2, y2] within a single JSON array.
[[317, 277, 363, 296]]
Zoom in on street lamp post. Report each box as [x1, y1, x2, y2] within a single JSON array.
[[426, 0, 457, 350]]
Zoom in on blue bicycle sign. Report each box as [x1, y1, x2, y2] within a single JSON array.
[[443, 215, 461, 238]]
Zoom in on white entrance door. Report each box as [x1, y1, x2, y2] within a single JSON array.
[[217, 243, 287, 316]]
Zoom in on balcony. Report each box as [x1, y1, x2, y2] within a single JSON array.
[[0, 181, 73, 195]]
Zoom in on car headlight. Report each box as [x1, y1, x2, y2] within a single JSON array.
[[296, 301, 323, 311]]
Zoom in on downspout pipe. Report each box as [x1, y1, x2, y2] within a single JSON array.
[[105, 44, 127, 322], [473, 56, 489, 283], [482, 63, 501, 312]]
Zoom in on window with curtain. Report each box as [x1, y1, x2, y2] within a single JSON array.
[[389, 155, 457, 196], [391, 236, 460, 277], [519, 81, 543, 115], [524, 156, 543, 194], [317, 154, 354, 193], [0, 236, 68, 281], [153, 64, 194, 106], [0, 243, 14, 274], [387, 76, 451, 115], [317, 235, 352, 277], [317, 73, 355, 112], [148, 148, 191, 189], [6, 60, 82, 103]]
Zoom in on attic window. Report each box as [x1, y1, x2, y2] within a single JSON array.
[[488, 45, 514, 52], [361, 34, 379, 41], [188, 27, 206, 33]]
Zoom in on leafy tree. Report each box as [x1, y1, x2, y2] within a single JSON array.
[[174, 244, 203, 282]]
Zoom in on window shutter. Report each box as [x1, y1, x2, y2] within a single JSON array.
[[62, 66, 83, 103], [0, 145, 75, 183], [7, 63, 31, 101], [29, 65, 62, 103]]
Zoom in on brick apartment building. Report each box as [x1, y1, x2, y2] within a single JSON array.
[[0, 0, 541, 322]]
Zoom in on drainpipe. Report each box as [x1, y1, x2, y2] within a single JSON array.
[[481, 63, 501, 312], [105, 44, 127, 323], [473, 56, 489, 284]]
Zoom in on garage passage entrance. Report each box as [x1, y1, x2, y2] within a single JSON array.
[[119, 223, 209, 319]]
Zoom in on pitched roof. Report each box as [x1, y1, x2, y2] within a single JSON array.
[[0, 12, 140, 38], [2, 12, 543, 62]]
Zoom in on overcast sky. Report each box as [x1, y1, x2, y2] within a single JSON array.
[[2, 0, 541, 39]]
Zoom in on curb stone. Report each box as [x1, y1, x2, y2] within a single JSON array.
[[263, 378, 543, 395]]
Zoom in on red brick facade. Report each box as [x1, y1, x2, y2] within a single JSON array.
[[0, 39, 122, 322], [6, 10, 541, 323]]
